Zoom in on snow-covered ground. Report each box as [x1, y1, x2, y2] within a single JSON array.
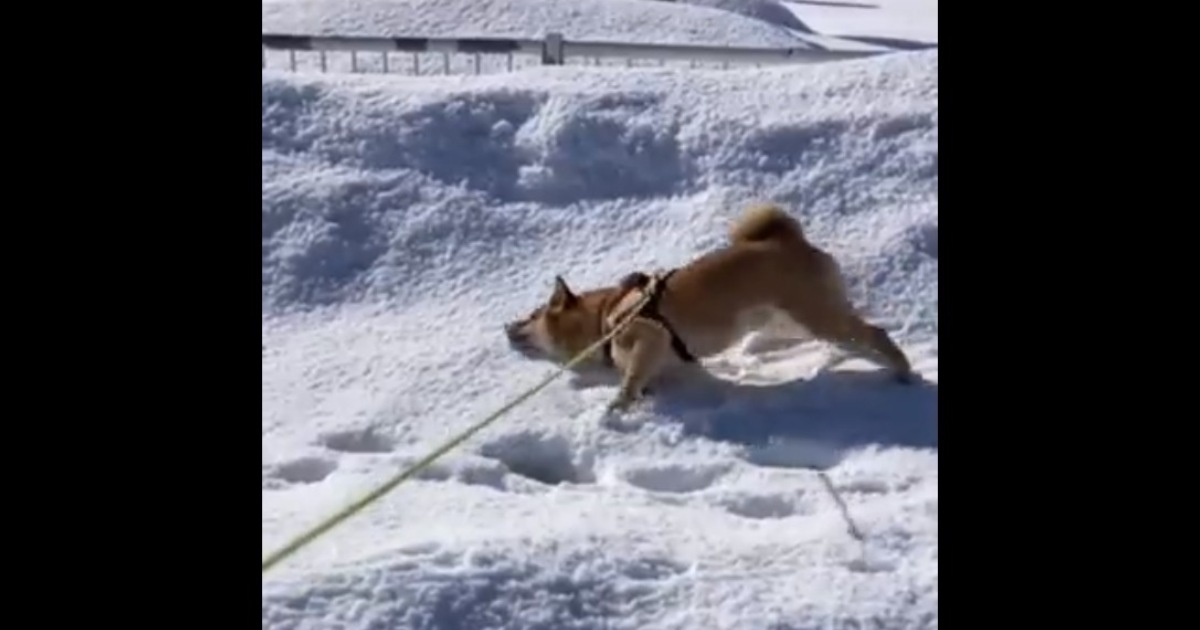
[[262, 1, 937, 629]]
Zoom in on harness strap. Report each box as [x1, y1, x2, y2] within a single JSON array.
[[600, 269, 697, 366]]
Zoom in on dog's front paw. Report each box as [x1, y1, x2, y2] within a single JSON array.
[[600, 397, 649, 433], [605, 396, 633, 415], [599, 409, 635, 432], [604, 387, 644, 417]]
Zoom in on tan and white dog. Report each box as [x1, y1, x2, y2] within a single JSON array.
[[504, 202, 915, 413]]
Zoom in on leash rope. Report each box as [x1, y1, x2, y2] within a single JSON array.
[[817, 470, 865, 542], [261, 284, 658, 575]]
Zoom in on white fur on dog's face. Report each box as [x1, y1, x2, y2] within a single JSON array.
[[504, 304, 561, 361], [504, 276, 579, 362]]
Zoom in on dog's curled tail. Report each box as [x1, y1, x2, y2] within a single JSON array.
[[729, 202, 805, 245]]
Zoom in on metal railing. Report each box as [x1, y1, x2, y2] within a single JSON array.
[[261, 32, 888, 76]]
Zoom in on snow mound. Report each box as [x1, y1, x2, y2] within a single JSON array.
[[262, 0, 810, 47], [782, 0, 938, 47], [262, 50, 937, 629], [679, 0, 813, 33]]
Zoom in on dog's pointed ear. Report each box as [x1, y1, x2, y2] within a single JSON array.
[[550, 275, 577, 308]]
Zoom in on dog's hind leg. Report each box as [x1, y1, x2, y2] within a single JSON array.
[[827, 315, 915, 383], [781, 300, 914, 383]]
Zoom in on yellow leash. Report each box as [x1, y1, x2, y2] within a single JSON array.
[[261, 285, 656, 575]]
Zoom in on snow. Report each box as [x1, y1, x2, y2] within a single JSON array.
[[261, 0, 918, 75], [262, 0, 938, 48], [782, 0, 938, 47], [262, 2, 937, 629], [262, 0, 813, 47]]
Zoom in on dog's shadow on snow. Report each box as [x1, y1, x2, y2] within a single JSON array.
[[571, 362, 937, 470]]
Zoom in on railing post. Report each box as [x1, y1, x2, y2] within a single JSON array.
[[542, 32, 564, 65]]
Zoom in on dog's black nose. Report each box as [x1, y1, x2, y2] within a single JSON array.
[[504, 321, 521, 339]]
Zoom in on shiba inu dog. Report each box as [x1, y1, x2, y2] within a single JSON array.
[[504, 202, 915, 413]]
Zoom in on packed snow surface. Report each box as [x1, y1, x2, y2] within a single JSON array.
[[262, 39, 938, 630]]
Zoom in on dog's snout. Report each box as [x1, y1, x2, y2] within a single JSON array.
[[505, 321, 533, 350]]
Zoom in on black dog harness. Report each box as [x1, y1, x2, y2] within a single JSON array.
[[600, 269, 697, 366]]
